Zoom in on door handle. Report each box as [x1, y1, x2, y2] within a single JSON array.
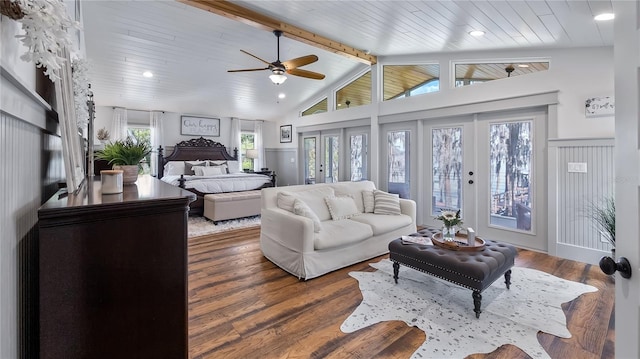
[[599, 256, 632, 278], [468, 180, 474, 184], [468, 171, 474, 176]]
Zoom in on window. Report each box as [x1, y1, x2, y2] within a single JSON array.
[[454, 61, 549, 87], [127, 126, 151, 174], [383, 64, 440, 100], [350, 134, 367, 181], [241, 132, 256, 170], [302, 98, 328, 117], [387, 130, 410, 198], [336, 71, 371, 110]]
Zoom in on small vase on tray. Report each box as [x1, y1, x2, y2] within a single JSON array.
[[442, 225, 456, 242]]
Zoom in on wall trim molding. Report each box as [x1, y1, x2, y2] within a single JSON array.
[[1, 64, 51, 129]]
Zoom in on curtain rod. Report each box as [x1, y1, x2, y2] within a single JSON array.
[[112, 107, 164, 113]]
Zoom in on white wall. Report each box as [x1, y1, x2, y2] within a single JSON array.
[[271, 46, 614, 147]]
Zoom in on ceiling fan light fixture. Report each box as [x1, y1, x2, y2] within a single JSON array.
[[269, 73, 287, 85]]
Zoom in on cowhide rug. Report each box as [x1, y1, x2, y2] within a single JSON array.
[[341, 259, 598, 359]]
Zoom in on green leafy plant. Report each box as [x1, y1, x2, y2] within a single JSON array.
[[95, 137, 151, 166], [590, 197, 615, 247]]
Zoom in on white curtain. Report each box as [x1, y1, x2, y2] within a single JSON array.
[[254, 120, 264, 171], [150, 111, 164, 177], [230, 118, 241, 173], [112, 107, 128, 141]]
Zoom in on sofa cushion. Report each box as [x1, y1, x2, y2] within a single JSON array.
[[277, 187, 335, 221], [349, 213, 413, 236], [293, 198, 322, 233], [314, 220, 373, 250], [362, 190, 375, 213], [373, 190, 401, 215], [331, 181, 376, 213], [325, 195, 360, 220]]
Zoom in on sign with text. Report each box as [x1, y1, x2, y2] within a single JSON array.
[[181, 116, 220, 137]]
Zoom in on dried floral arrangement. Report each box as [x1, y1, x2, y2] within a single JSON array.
[[2, 0, 81, 82], [97, 127, 110, 141], [72, 58, 91, 127]]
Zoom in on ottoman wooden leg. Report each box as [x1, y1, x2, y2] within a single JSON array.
[[472, 291, 482, 318], [504, 269, 512, 289], [393, 262, 400, 284]]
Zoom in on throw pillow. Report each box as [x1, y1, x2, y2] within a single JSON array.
[[184, 161, 207, 175], [373, 190, 401, 215], [191, 165, 207, 176], [293, 198, 322, 233], [277, 191, 296, 212], [325, 195, 360, 220], [362, 190, 375, 213], [201, 166, 225, 176], [164, 161, 186, 176]]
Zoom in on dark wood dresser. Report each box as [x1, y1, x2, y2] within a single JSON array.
[[37, 176, 196, 359]]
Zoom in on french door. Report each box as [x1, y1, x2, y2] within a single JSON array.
[[423, 108, 547, 250], [301, 131, 341, 184]]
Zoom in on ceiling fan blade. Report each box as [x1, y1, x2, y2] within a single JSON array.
[[240, 50, 271, 65], [228, 67, 270, 73], [287, 68, 325, 80], [282, 55, 318, 69]]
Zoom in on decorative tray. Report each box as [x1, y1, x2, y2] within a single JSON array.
[[431, 232, 485, 251]]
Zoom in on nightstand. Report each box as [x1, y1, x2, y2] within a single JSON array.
[[254, 170, 276, 187]]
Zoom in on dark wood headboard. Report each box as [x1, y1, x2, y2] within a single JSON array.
[[157, 137, 238, 178]]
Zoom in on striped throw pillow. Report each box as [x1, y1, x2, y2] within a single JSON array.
[[373, 190, 401, 215], [362, 190, 375, 213]]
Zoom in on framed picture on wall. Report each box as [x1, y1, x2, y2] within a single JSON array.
[[181, 116, 220, 136], [280, 124, 292, 143]]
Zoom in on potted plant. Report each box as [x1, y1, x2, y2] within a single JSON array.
[[95, 137, 151, 184], [590, 197, 615, 256]]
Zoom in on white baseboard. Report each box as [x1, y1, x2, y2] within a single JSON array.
[[556, 243, 612, 265]]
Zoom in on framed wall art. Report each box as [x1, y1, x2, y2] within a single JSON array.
[[181, 116, 220, 137], [280, 124, 292, 143]]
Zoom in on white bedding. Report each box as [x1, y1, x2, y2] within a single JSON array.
[[161, 173, 272, 193]]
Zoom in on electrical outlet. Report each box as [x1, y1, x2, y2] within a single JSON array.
[[290, 157, 295, 163], [568, 162, 587, 173]]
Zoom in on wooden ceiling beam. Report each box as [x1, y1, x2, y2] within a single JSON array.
[[177, 0, 377, 65]]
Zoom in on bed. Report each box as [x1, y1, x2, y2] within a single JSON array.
[[157, 137, 275, 215]]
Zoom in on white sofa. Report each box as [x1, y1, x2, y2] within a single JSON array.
[[260, 181, 417, 279]]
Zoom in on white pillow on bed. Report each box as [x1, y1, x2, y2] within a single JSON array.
[[226, 161, 242, 173], [164, 161, 186, 176], [200, 166, 226, 176], [191, 166, 207, 176]]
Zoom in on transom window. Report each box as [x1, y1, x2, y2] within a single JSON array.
[[454, 61, 549, 87], [383, 64, 440, 100]]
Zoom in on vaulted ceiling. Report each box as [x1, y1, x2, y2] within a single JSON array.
[[82, 0, 614, 121]]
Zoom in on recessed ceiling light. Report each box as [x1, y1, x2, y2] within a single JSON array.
[[278, 93, 286, 99], [594, 13, 615, 21], [469, 30, 485, 37], [517, 64, 529, 68], [142, 71, 153, 78]]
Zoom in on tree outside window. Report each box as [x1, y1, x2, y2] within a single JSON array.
[[128, 127, 151, 174], [241, 133, 256, 170]]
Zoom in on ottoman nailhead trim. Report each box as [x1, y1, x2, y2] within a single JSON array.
[[390, 253, 482, 291]]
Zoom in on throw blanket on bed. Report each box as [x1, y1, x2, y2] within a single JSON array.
[[161, 173, 271, 193]]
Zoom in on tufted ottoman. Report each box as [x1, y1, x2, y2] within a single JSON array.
[[388, 228, 517, 318]]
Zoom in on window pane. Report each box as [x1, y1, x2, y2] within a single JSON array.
[[455, 61, 549, 87], [336, 71, 371, 110], [383, 64, 440, 100], [387, 131, 410, 198], [304, 137, 316, 184], [241, 133, 255, 170], [489, 121, 533, 231], [128, 127, 151, 174], [302, 98, 327, 116], [324, 135, 339, 183], [350, 134, 367, 181], [432, 127, 463, 215]]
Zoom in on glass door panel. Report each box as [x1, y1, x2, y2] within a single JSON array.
[[488, 121, 533, 231], [303, 136, 317, 184], [387, 130, 410, 198], [323, 135, 339, 183], [432, 127, 463, 214], [350, 134, 367, 181]]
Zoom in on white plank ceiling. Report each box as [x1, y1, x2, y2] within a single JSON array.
[[82, 0, 614, 121]]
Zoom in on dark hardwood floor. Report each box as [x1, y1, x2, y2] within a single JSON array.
[[188, 227, 615, 359]]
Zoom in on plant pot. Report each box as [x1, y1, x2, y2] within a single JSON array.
[[113, 165, 139, 184]]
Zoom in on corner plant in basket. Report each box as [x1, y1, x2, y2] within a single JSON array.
[[436, 209, 463, 241]]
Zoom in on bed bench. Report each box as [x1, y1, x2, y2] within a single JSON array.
[[203, 190, 262, 223]]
